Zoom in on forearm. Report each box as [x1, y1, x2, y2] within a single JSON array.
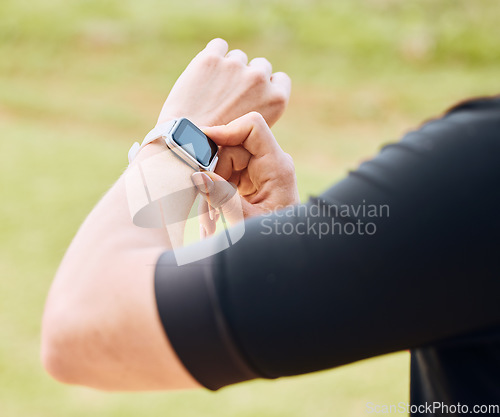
[[50, 140, 195, 291], [42, 142, 200, 390], [41, 37, 292, 390]]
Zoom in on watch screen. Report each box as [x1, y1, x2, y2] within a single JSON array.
[[172, 119, 218, 167]]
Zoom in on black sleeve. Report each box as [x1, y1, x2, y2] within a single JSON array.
[[154, 97, 500, 390]]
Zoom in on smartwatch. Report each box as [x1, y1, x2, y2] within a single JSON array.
[[128, 118, 219, 171]]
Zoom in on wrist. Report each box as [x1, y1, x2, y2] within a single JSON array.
[[131, 139, 167, 165], [157, 111, 219, 129], [125, 143, 198, 247]]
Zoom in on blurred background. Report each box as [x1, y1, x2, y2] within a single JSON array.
[[1, 0, 499, 416]]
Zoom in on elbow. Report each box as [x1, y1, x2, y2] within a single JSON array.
[[41, 337, 74, 385], [41, 296, 123, 391], [41, 303, 83, 386]]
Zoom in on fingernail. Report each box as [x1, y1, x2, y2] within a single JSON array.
[[200, 225, 207, 239], [191, 172, 214, 193]]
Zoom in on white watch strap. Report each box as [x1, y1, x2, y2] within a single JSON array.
[[128, 119, 177, 164]]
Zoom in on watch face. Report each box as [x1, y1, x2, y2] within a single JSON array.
[[171, 119, 218, 167]]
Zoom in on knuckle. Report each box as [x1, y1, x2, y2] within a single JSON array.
[[284, 163, 296, 178], [274, 71, 291, 82], [213, 37, 228, 47], [199, 53, 221, 68], [206, 38, 228, 52], [229, 48, 246, 57], [225, 57, 244, 70], [281, 153, 296, 175], [248, 68, 268, 86], [271, 88, 288, 107], [252, 56, 271, 67], [247, 111, 266, 125]]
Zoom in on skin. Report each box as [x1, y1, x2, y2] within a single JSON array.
[[41, 39, 298, 391], [158, 40, 291, 127], [194, 112, 299, 234]]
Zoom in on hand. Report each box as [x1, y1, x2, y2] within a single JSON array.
[[157, 38, 291, 127], [191, 112, 299, 236], [41, 41, 294, 392]]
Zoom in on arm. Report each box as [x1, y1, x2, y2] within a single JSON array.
[[41, 38, 291, 390], [41, 143, 196, 391], [153, 98, 500, 390]]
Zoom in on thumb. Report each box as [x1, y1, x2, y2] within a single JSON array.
[[191, 171, 254, 225]]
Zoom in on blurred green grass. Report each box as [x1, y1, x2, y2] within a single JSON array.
[[1, 0, 499, 416]]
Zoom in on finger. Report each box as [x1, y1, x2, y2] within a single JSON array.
[[203, 38, 229, 56], [271, 71, 292, 101], [237, 168, 257, 197], [209, 202, 217, 221], [248, 57, 272, 78], [226, 170, 242, 188], [192, 172, 233, 207], [197, 198, 217, 237], [226, 49, 248, 65], [192, 171, 249, 225], [203, 112, 281, 158], [215, 145, 251, 180]]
